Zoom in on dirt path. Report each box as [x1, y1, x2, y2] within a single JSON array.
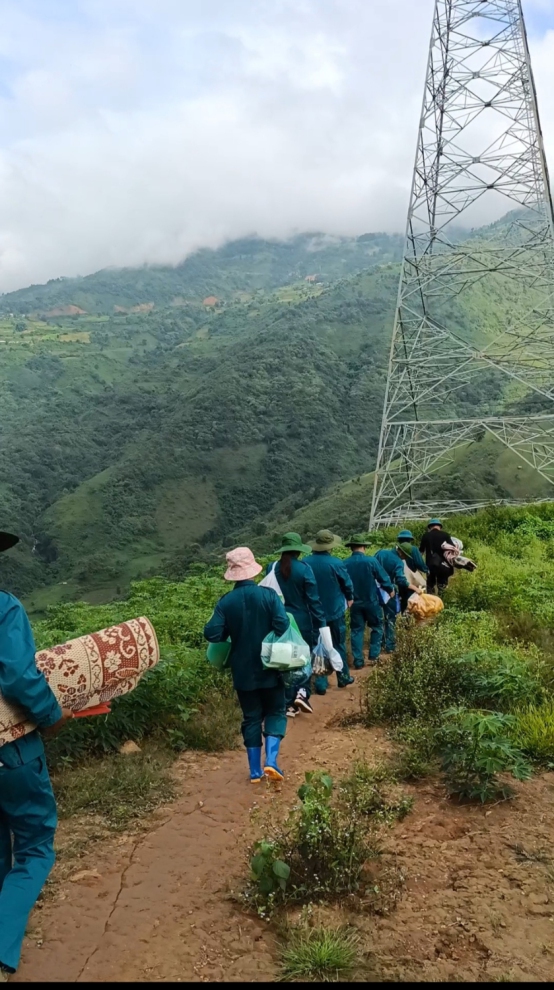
[[15, 677, 368, 983], [15, 672, 554, 983]]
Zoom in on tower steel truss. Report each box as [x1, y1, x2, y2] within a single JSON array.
[[370, 0, 554, 528]]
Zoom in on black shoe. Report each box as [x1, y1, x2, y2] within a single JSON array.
[[338, 675, 355, 688], [294, 694, 314, 714], [286, 706, 297, 718]]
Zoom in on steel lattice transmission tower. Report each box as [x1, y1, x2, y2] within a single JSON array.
[[370, 0, 554, 528]]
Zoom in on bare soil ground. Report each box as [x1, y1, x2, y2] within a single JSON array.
[[14, 670, 554, 983]]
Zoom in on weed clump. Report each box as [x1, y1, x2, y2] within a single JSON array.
[[392, 720, 438, 781], [280, 926, 360, 983], [53, 746, 175, 829], [511, 701, 554, 764], [339, 761, 413, 821]]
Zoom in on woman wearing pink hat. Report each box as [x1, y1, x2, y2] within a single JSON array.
[[204, 547, 291, 783]]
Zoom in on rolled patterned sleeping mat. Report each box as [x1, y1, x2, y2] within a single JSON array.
[[0, 617, 160, 748]]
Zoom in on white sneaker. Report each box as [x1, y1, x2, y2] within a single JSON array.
[[294, 692, 314, 714]]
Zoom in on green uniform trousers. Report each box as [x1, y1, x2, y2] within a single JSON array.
[[236, 686, 287, 748], [350, 603, 383, 666], [0, 754, 57, 972], [382, 598, 398, 652]]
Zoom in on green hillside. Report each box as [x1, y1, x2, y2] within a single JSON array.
[[0, 233, 403, 316], [1, 225, 552, 607], [245, 435, 553, 554]]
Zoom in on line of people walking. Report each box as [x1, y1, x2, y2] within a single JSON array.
[[204, 520, 453, 786]]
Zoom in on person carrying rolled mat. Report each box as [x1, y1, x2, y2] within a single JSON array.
[[374, 544, 422, 655], [419, 519, 455, 595], [0, 531, 74, 981], [397, 530, 428, 613], [344, 535, 395, 669], [265, 533, 326, 718], [304, 530, 355, 694], [204, 547, 290, 784]]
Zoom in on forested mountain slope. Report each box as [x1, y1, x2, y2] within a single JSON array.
[[0, 233, 403, 316], [1, 225, 550, 606]]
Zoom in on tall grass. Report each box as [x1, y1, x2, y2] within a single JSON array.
[[280, 927, 360, 983]]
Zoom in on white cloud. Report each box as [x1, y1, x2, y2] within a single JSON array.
[[0, 0, 552, 291]]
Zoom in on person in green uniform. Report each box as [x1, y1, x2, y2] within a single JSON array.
[[397, 530, 428, 612], [204, 547, 290, 783], [0, 532, 73, 980], [374, 545, 422, 653], [398, 531, 428, 576], [304, 531, 355, 694], [344, 535, 395, 668], [266, 533, 326, 717]]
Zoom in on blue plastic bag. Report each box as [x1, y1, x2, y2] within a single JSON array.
[[283, 659, 313, 691]]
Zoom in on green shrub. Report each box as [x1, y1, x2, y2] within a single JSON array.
[[437, 708, 532, 803], [364, 622, 467, 725], [288, 771, 372, 901], [245, 771, 379, 914], [453, 649, 545, 711], [280, 926, 360, 983], [511, 702, 554, 764]]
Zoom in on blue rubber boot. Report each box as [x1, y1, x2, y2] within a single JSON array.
[[246, 747, 264, 783], [264, 736, 284, 782]]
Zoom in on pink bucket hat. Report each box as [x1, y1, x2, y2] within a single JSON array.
[[224, 547, 262, 582]]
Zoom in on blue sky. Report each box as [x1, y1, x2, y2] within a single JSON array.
[[0, 0, 553, 291]]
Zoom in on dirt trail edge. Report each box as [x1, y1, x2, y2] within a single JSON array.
[[16, 677, 368, 983]]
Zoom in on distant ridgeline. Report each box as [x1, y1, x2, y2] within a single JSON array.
[[0, 233, 404, 317], [0, 221, 548, 606]]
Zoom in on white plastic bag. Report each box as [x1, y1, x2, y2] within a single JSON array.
[[317, 627, 344, 673], [259, 562, 284, 600], [261, 622, 310, 670]]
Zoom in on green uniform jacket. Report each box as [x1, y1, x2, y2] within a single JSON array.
[[344, 552, 394, 607], [405, 545, 429, 575], [204, 580, 290, 692], [0, 592, 63, 768], [303, 552, 355, 623], [374, 549, 410, 591], [267, 558, 326, 646]]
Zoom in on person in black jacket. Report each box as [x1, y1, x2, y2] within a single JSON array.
[[419, 519, 454, 594]]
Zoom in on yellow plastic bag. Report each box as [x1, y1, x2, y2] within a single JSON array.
[[407, 592, 444, 620]]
